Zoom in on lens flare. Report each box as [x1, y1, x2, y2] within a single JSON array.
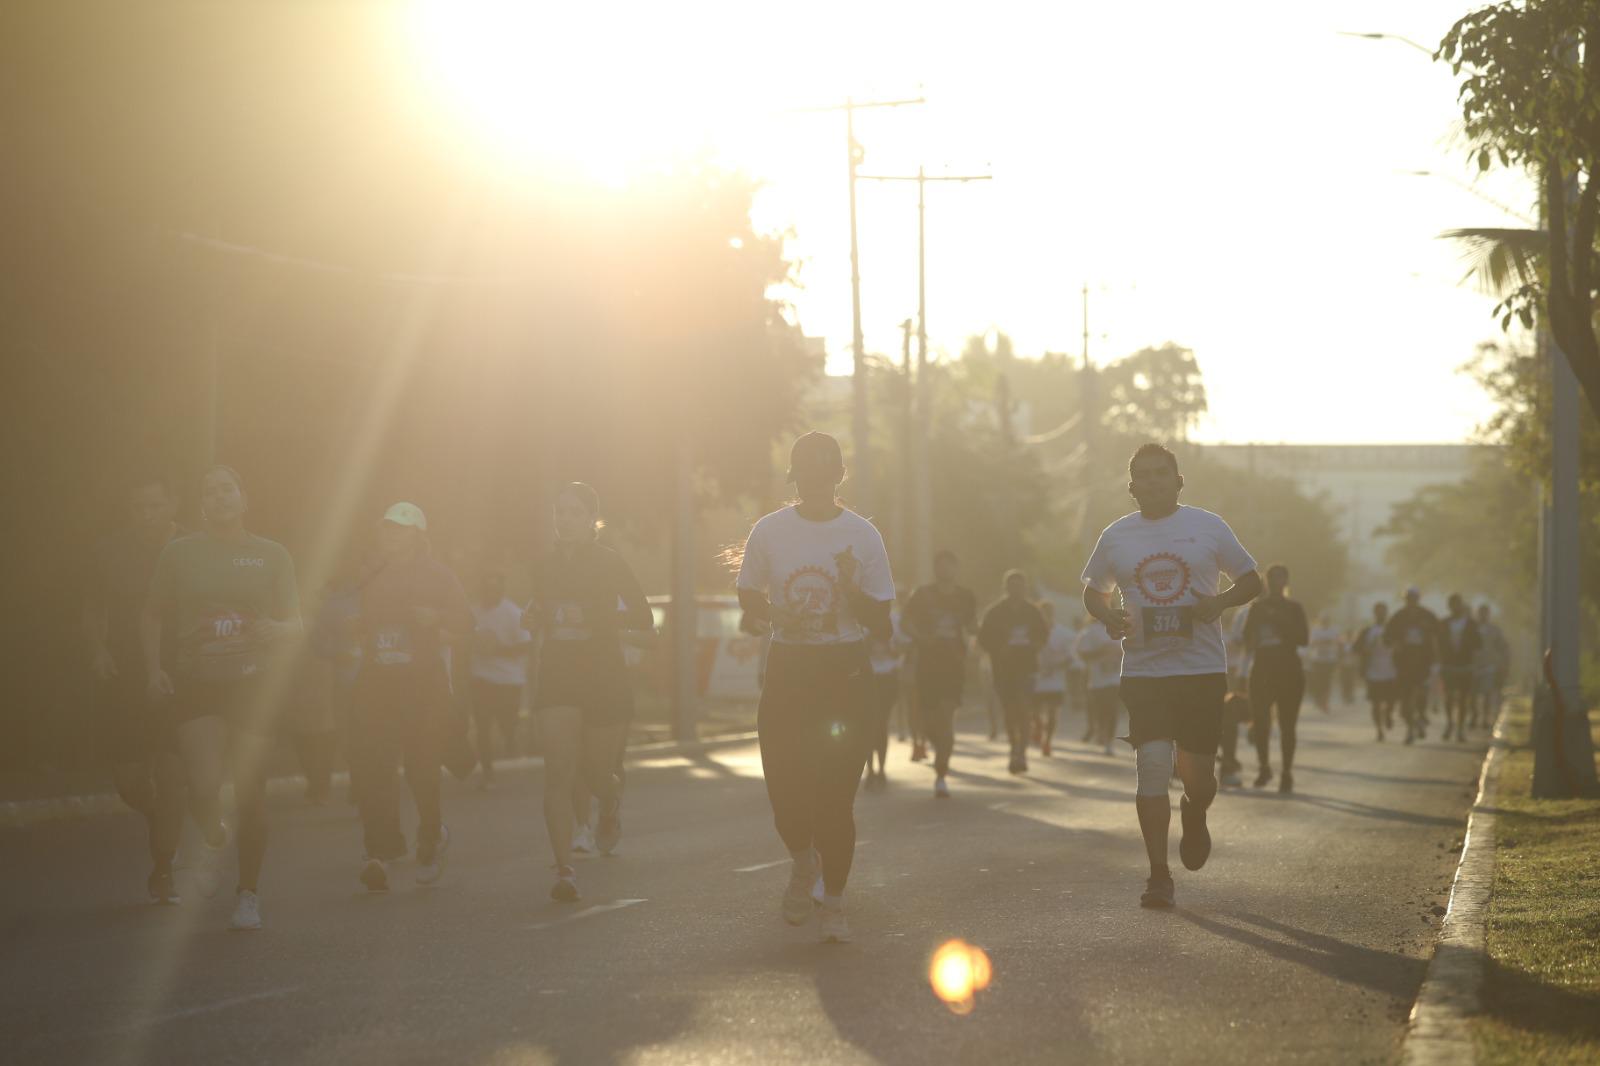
[[929, 939, 993, 1015]]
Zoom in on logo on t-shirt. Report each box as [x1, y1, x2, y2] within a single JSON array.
[[1133, 552, 1190, 606], [782, 565, 840, 637]]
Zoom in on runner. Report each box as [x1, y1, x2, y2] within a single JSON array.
[[1081, 443, 1261, 909], [141, 466, 301, 930], [863, 604, 904, 786], [85, 473, 185, 904], [1065, 616, 1089, 743], [1032, 601, 1074, 757], [1242, 564, 1309, 792], [1306, 613, 1342, 714], [1355, 602, 1399, 741], [528, 483, 653, 903], [348, 503, 474, 893], [978, 571, 1048, 774], [902, 549, 978, 798], [469, 571, 532, 790], [1438, 593, 1481, 742], [1385, 587, 1440, 744], [735, 432, 894, 942], [1074, 610, 1122, 756], [1216, 608, 1251, 786], [1473, 603, 1510, 730]]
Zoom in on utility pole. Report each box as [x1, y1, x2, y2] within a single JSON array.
[[898, 318, 914, 566], [801, 95, 923, 516], [1079, 281, 1099, 539], [858, 165, 989, 585]]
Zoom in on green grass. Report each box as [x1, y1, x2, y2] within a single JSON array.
[[1473, 701, 1600, 1066]]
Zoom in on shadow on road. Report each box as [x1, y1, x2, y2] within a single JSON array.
[[1177, 909, 1425, 1001]]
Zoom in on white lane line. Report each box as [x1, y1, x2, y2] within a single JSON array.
[[61, 986, 299, 1042], [733, 841, 870, 873], [988, 801, 1014, 811], [528, 898, 647, 930]]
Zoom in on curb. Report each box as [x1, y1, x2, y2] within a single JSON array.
[[0, 730, 760, 832], [1400, 705, 1510, 1066]]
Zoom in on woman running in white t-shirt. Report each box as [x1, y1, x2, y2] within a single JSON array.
[[735, 432, 896, 944]]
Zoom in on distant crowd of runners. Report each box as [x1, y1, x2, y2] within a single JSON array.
[[84, 436, 1508, 936]]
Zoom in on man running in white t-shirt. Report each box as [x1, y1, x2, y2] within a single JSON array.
[[1081, 443, 1262, 909]]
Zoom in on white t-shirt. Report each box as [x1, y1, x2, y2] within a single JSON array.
[[1034, 623, 1076, 693], [1359, 623, 1396, 682], [1309, 625, 1342, 664], [470, 597, 531, 686], [1074, 622, 1122, 690], [1081, 505, 1258, 678], [736, 506, 896, 646]]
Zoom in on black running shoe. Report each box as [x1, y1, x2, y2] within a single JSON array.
[[1140, 874, 1176, 910], [1179, 795, 1211, 871], [1279, 770, 1294, 794], [1253, 767, 1272, 789]]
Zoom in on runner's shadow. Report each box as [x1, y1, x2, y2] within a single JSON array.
[[1175, 909, 1425, 1001], [1301, 766, 1478, 789], [1224, 789, 1461, 828]]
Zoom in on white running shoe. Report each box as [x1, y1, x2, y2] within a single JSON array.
[[1103, 742, 1116, 756], [417, 825, 450, 886], [934, 776, 950, 799], [229, 890, 262, 931], [195, 825, 228, 899], [819, 902, 852, 943], [782, 852, 819, 926], [572, 823, 596, 855]]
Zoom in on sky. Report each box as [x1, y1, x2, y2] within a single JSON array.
[[407, 0, 1535, 445]]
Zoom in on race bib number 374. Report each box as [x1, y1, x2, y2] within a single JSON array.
[[1143, 606, 1194, 641]]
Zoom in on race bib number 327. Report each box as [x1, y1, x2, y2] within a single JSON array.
[[1143, 606, 1194, 641]]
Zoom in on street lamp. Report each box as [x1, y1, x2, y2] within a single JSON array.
[[1337, 31, 1434, 56]]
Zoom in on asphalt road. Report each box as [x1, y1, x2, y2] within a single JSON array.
[[0, 700, 1489, 1066]]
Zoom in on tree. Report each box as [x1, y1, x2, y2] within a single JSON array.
[[1439, 1, 1600, 417]]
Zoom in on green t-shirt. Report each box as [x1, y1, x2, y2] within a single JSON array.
[[149, 531, 300, 683]]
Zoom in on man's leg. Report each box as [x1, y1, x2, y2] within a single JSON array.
[[1135, 739, 1176, 904], [1279, 671, 1305, 780], [539, 707, 584, 869], [230, 729, 272, 895], [177, 714, 228, 846]]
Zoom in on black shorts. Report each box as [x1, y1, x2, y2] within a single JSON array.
[[915, 656, 964, 709], [1034, 691, 1065, 709], [94, 676, 175, 761], [170, 676, 274, 737], [1118, 673, 1227, 756], [1366, 678, 1398, 703], [535, 646, 634, 728], [471, 679, 523, 720], [993, 670, 1035, 705], [1441, 666, 1475, 696]]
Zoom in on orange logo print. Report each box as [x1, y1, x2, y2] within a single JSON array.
[[1133, 552, 1190, 606]]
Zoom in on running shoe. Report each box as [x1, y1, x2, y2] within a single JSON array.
[[1278, 770, 1294, 794], [195, 825, 228, 899], [147, 868, 180, 906], [1220, 770, 1242, 788], [819, 902, 852, 944], [572, 822, 596, 854], [360, 857, 390, 893], [550, 865, 580, 902], [1041, 737, 1053, 757], [1139, 874, 1175, 910], [597, 806, 622, 857], [782, 852, 819, 926], [1178, 795, 1211, 871], [417, 825, 450, 886], [911, 742, 927, 762], [1253, 767, 1273, 789], [934, 776, 950, 799], [1103, 742, 1116, 757], [229, 890, 262, 930]]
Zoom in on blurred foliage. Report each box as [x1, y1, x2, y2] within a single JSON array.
[[1439, 0, 1600, 417], [0, 4, 815, 770]]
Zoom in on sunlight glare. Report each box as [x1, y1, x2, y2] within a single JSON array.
[[929, 939, 993, 1015]]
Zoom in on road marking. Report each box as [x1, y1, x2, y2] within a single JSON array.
[[528, 898, 647, 930], [55, 986, 299, 1042], [733, 841, 869, 874], [988, 801, 1013, 811]]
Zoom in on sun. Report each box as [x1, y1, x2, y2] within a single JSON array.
[[403, 0, 771, 181]]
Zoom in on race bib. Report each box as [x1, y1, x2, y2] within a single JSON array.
[[550, 601, 593, 641], [935, 613, 960, 640], [1008, 625, 1032, 647], [372, 626, 414, 666], [193, 608, 258, 681], [1258, 622, 1281, 648], [1143, 606, 1194, 641], [1405, 628, 1424, 646]]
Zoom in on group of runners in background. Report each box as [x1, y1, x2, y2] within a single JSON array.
[[84, 434, 1509, 939]]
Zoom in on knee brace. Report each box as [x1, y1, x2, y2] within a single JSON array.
[[1135, 740, 1176, 797]]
